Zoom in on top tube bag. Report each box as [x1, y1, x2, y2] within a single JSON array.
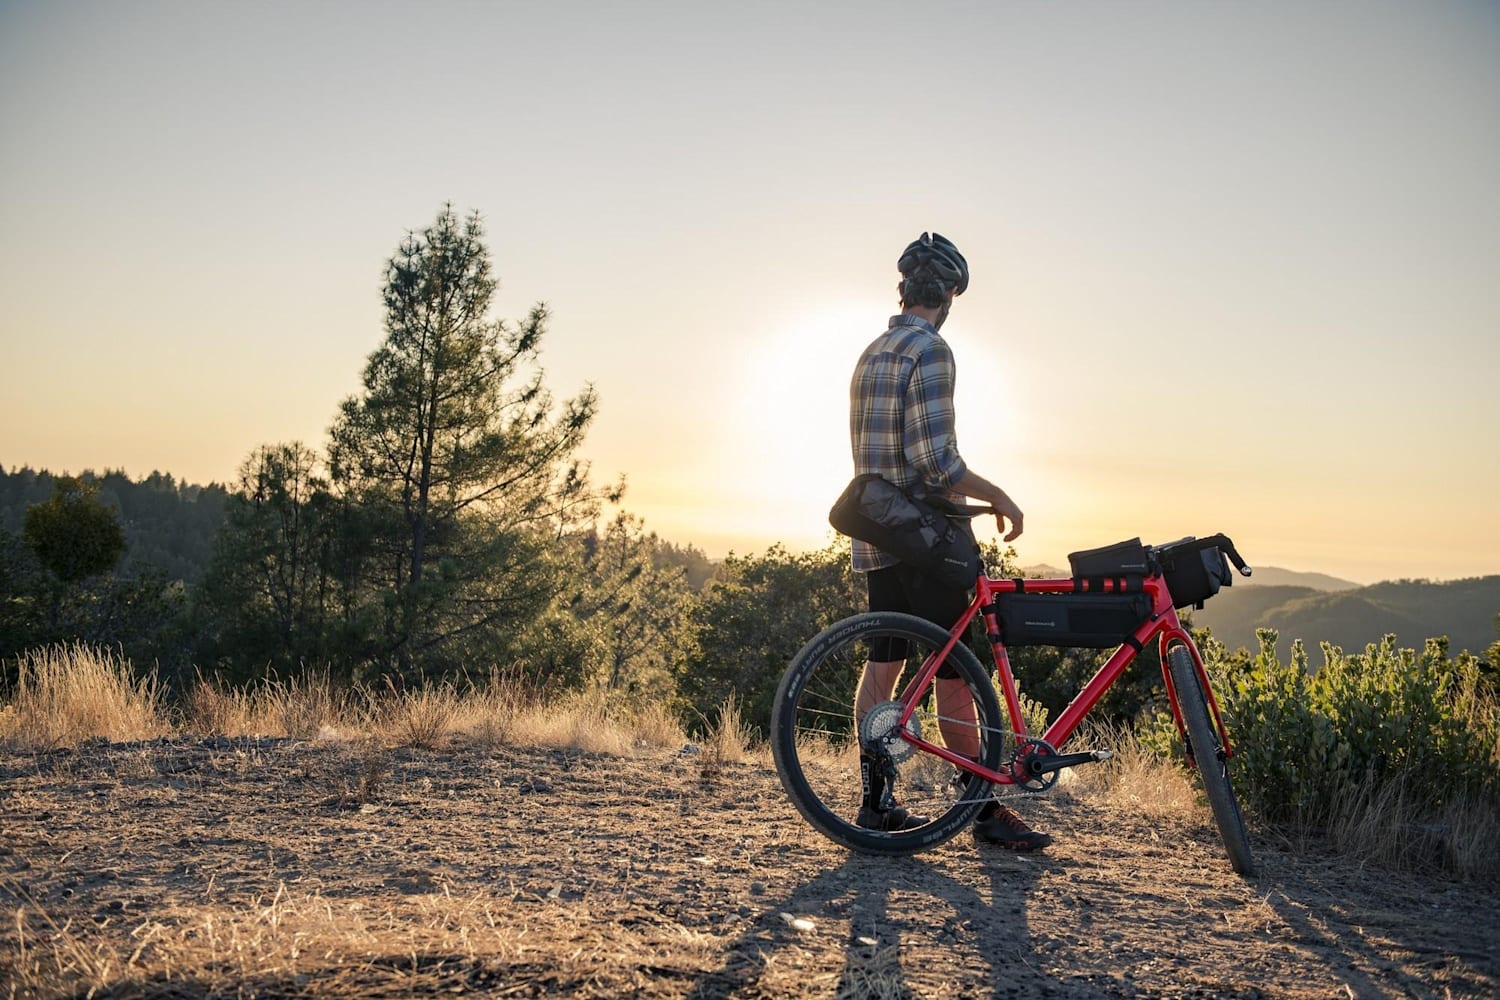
[[829, 474, 981, 590], [1067, 538, 1149, 580]]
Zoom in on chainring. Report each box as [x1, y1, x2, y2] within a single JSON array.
[[1009, 736, 1060, 792]]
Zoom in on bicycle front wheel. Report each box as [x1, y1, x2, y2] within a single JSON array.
[[770, 612, 1005, 855], [1168, 644, 1256, 876]]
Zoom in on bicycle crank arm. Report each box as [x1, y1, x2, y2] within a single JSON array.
[[1024, 749, 1114, 777]]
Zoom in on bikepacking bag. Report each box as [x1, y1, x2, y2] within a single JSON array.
[[828, 474, 981, 590], [994, 592, 1153, 649], [1067, 537, 1149, 580], [1159, 541, 1234, 610]]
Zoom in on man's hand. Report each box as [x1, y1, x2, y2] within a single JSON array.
[[951, 469, 1024, 542], [994, 499, 1024, 542]]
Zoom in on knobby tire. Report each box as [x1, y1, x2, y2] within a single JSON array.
[[1168, 644, 1256, 876]]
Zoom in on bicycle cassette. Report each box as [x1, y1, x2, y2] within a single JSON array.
[[859, 700, 921, 763]]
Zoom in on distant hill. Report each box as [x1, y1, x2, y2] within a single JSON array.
[[1193, 575, 1500, 657], [1022, 562, 1360, 592], [1237, 566, 1361, 592]]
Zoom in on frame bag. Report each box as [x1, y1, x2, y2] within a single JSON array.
[[829, 474, 980, 590], [994, 592, 1153, 649]]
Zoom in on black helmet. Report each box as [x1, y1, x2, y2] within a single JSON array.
[[898, 232, 968, 295]]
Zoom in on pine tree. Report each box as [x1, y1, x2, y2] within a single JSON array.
[[327, 205, 615, 679]]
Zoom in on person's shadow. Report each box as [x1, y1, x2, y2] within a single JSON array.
[[686, 845, 1068, 999]]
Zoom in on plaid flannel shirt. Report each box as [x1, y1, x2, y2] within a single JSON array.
[[847, 315, 968, 572]]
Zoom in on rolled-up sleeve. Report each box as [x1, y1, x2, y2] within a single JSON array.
[[902, 341, 967, 489]]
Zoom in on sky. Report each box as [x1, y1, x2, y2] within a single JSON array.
[[1, 1, 1497, 585]]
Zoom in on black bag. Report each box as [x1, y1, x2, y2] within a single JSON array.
[[1067, 537, 1149, 579], [829, 474, 981, 590], [1158, 540, 1233, 609], [994, 592, 1153, 648]]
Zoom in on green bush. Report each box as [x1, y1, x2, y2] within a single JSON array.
[[1203, 628, 1499, 828]]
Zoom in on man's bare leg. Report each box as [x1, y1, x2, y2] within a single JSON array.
[[854, 659, 904, 727], [935, 676, 981, 759]]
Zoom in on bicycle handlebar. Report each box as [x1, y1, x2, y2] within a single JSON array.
[[1154, 533, 1253, 578], [941, 508, 1254, 580]]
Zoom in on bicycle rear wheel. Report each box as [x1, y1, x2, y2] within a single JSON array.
[[1168, 644, 1256, 876], [770, 612, 1005, 855]]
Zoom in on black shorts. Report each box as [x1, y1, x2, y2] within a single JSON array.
[[865, 564, 973, 679]]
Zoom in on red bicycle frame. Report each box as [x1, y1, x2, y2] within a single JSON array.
[[891, 572, 1235, 785]]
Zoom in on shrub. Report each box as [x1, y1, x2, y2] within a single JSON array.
[[1189, 628, 1500, 873]]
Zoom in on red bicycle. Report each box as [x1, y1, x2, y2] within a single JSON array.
[[770, 529, 1256, 875]]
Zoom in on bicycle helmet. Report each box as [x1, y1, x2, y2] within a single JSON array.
[[897, 232, 969, 295]]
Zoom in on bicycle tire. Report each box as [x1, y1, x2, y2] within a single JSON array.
[[1168, 644, 1256, 876], [771, 612, 1005, 856]]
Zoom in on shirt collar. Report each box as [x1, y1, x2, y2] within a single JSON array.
[[889, 314, 938, 337]]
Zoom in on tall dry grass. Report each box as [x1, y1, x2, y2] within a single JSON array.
[[0, 644, 167, 748], [1060, 721, 1201, 824], [3, 645, 689, 757]]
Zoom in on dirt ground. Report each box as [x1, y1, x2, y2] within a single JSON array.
[[2, 736, 1496, 999]]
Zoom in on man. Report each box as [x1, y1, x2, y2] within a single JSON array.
[[848, 232, 1052, 850]]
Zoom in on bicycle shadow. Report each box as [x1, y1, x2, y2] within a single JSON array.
[[686, 845, 1067, 999]]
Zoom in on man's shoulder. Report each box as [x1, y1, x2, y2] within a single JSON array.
[[865, 320, 946, 359]]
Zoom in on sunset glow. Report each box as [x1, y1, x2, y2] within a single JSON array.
[[2, 2, 1497, 583]]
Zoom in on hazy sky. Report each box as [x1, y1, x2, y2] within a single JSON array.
[[2, 1, 1497, 584]]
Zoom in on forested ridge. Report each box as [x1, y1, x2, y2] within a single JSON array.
[[0, 466, 227, 584], [1193, 575, 1500, 656]]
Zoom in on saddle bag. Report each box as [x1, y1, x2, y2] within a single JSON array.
[[994, 592, 1153, 649], [829, 474, 980, 590]]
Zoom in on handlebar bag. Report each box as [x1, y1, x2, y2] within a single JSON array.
[[829, 474, 980, 590], [995, 592, 1152, 648], [1159, 543, 1233, 609]]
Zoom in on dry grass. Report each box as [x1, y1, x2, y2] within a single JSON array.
[[3, 882, 583, 998], [0, 644, 167, 748], [1325, 773, 1500, 876], [703, 691, 754, 766], [1060, 721, 1201, 823], [2, 647, 690, 760]]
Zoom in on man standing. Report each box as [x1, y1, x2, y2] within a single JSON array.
[[848, 232, 1052, 850]]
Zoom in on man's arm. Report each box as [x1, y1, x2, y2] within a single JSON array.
[[951, 468, 1024, 542]]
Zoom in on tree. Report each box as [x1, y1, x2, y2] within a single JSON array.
[[327, 205, 616, 680], [23, 477, 126, 584], [196, 443, 352, 679], [571, 513, 691, 699]]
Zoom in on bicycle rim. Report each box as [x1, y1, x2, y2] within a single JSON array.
[[771, 612, 1004, 856], [1168, 644, 1256, 876]]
